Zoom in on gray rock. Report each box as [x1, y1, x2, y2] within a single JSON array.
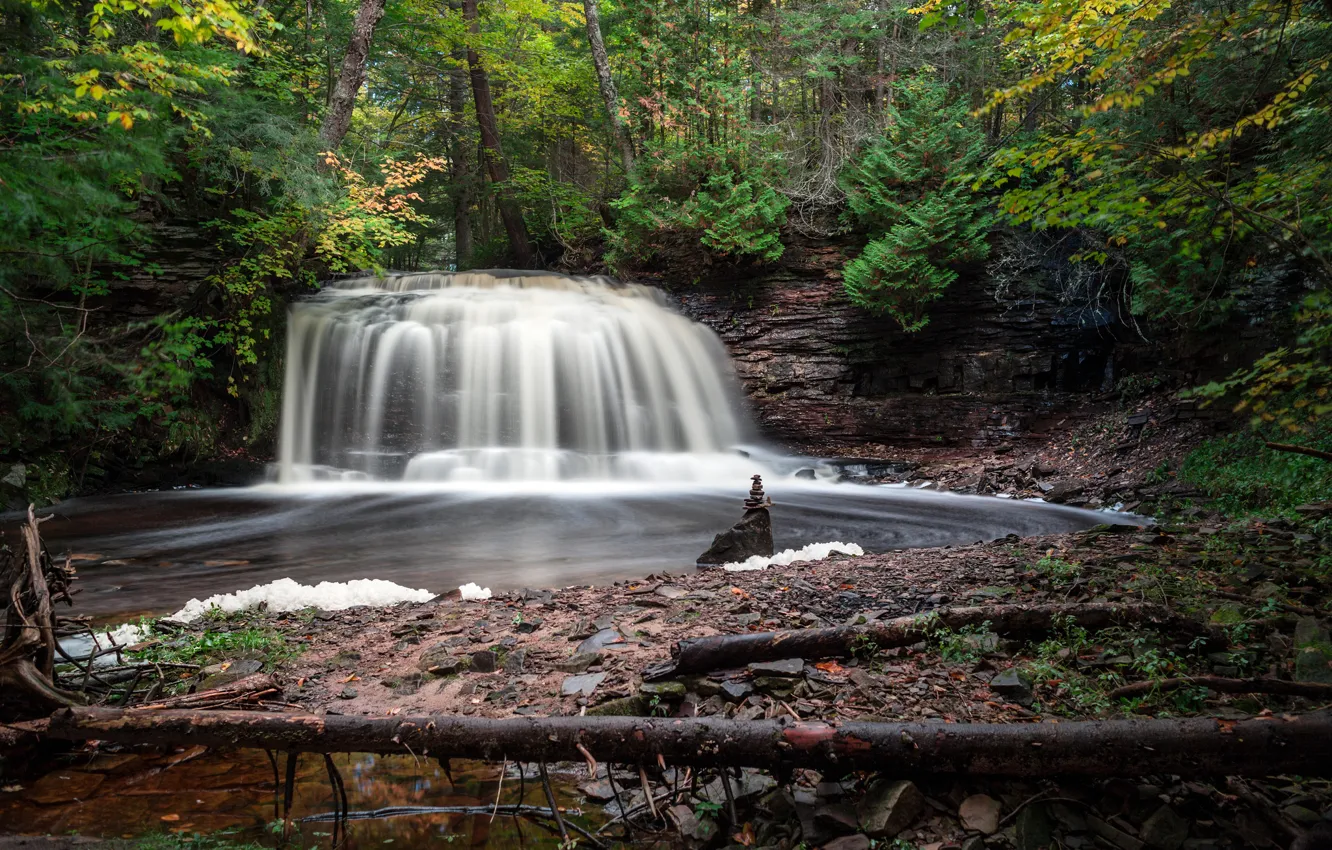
[[1045, 480, 1086, 504], [418, 642, 460, 672], [856, 779, 924, 838], [562, 672, 606, 696], [503, 648, 526, 673], [697, 507, 773, 565], [665, 803, 719, 844], [337, 686, 357, 700], [555, 652, 602, 673], [579, 779, 615, 801], [515, 617, 543, 634], [578, 628, 624, 654], [639, 681, 687, 698], [470, 650, 498, 673], [1283, 805, 1322, 827], [1294, 617, 1332, 683], [751, 676, 796, 697], [1016, 803, 1055, 850], [585, 695, 646, 716], [1141, 806, 1189, 850], [198, 658, 263, 690], [959, 794, 1002, 835], [720, 680, 753, 702], [990, 668, 1035, 707], [748, 657, 804, 677], [424, 656, 468, 676], [821, 836, 870, 850], [1088, 815, 1145, 850], [814, 803, 859, 834]]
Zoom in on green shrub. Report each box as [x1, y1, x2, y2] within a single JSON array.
[[839, 72, 991, 331], [607, 141, 789, 270]]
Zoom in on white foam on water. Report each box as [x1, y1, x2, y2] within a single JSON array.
[[723, 541, 864, 572], [168, 577, 435, 623], [92, 622, 149, 650], [459, 582, 492, 601]]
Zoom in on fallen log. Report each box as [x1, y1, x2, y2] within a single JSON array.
[[645, 602, 1212, 680], [47, 707, 1332, 777], [1108, 676, 1332, 701]]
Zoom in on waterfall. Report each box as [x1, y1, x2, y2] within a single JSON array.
[[275, 270, 758, 483]]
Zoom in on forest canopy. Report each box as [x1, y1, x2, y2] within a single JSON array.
[[1, 0, 1329, 499]]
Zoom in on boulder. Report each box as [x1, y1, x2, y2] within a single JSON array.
[[697, 507, 773, 566]]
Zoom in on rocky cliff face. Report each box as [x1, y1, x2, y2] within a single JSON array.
[[655, 234, 1133, 450]]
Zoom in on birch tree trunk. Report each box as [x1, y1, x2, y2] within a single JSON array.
[[318, 0, 388, 150], [582, 0, 634, 173]]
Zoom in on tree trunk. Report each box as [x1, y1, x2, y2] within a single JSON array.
[[318, 0, 388, 150], [582, 0, 634, 173], [447, 56, 474, 269], [47, 707, 1332, 777], [462, 0, 537, 269], [645, 603, 1215, 680]]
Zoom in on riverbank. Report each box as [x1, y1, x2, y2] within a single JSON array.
[[13, 507, 1324, 849], [5, 406, 1332, 849]]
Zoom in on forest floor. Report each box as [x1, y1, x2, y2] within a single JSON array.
[[5, 400, 1332, 850]]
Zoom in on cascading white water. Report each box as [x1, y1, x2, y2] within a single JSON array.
[[276, 270, 760, 483]]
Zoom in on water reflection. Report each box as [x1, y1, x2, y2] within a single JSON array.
[[0, 748, 597, 848]]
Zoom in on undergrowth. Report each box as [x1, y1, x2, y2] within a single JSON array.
[[1178, 430, 1332, 520], [134, 832, 268, 850], [130, 625, 300, 670]]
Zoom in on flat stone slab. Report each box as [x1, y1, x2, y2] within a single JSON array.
[[561, 672, 606, 696], [577, 628, 624, 654], [748, 657, 804, 677]]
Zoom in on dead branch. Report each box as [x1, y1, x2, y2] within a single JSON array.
[[46, 707, 1332, 777], [1265, 442, 1332, 463], [1108, 676, 1332, 701], [646, 602, 1213, 680], [133, 673, 282, 711], [1, 506, 82, 717]]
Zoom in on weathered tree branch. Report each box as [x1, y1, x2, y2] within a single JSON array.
[[47, 708, 1332, 777], [646, 602, 1214, 680], [1109, 676, 1332, 701], [1265, 442, 1332, 463]]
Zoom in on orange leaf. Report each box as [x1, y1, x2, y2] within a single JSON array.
[[160, 814, 180, 822], [814, 661, 845, 675], [340, 674, 360, 684]]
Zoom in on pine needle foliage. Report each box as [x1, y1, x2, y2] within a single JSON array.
[[839, 73, 992, 331]]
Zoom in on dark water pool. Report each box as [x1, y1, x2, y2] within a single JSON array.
[[6, 481, 1138, 622]]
